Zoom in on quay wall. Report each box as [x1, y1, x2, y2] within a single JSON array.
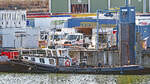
[[69, 50, 120, 67], [141, 50, 150, 68], [69, 49, 150, 67]]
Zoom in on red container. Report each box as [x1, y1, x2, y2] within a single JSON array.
[[1, 51, 19, 60]]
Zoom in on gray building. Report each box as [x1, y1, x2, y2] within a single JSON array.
[[49, 0, 149, 13]]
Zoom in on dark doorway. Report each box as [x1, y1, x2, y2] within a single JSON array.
[[71, 4, 88, 13]]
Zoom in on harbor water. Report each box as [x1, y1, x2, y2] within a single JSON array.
[[0, 73, 150, 84]]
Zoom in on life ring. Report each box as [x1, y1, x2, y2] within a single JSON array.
[[65, 59, 71, 67]]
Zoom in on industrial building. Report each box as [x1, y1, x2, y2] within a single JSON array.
[[50, 0, 150, 13], [0, 0, 149, 13]]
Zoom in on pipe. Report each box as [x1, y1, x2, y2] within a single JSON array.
[[68, 0, 71, 13], [88, 0, 90, 13], [96, 10, 99, 50], [149, 0, 150, 12], [125, 0, 128, 7], [49, 0, 51, 13], [108, 0, 110, 9], [143, 0, 146, 13]]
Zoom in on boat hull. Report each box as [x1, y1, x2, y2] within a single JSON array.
[[0, 61, 30, 73], [0, 60, 150, 75]]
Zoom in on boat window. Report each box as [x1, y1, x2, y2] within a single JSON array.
[[20, 57, 23, 59], [81, 36, 83, 39], [40, 58, 45, 63], [24, 57, 28, 59], [67, 35, 78, 40], [31, 58, 35, 61], [53, 51, 57, 56], [49, 59, 54, 64]]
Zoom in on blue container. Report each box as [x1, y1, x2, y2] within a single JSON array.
[[67, 18, 117, 28]]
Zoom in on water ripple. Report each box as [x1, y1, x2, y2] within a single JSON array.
[[0, 73, 149, 84]]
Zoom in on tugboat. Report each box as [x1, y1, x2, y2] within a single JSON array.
[[16, 48, 146, 75], [0, 48, 149, 75], [0, 48, 72, 73], [14, 48, 72, 73]]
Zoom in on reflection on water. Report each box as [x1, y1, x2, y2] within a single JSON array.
[[0, 73, 150, 84]]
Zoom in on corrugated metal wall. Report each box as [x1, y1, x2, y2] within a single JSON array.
[[146, 0, 149, 12], [90, 0, 108, 13], [51, 0, 68, 13], [51, 0, 149, 13], [131, 0, 143, 13], [110, 0, 145, 13], [110, 0, 125, 8]]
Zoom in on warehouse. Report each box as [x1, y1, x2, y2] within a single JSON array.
[[0, 0, 149, 13], [50, 0, 150, 13]]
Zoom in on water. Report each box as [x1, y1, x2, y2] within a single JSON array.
[[0, 73, 150, 84]]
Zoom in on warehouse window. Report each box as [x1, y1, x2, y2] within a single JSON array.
[[24, 57, 28, 60], [71, 4, 88, 13], [2, 14, 3, 20], [4, 14, 6, 20], [9, 14, 11, 20], [22, 14, 26, 21], [0, 14, 2, 20]]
